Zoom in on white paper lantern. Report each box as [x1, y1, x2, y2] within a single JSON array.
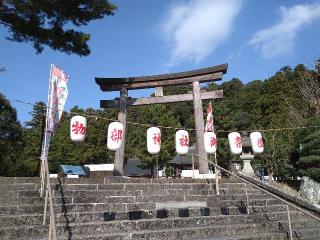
[[70, 116, 87, 142], [228, 132, 242, 155], [204, 132, 217, 154], [107, 122, 124, 151], [250, 132, 264, 154], [147, 127, 161, 154], [176, 130, 189, 154]]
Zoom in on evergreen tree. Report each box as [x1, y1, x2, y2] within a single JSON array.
[[48, 107, 116, 173], [0, 93, 23, 176], [125, 104, 180, 174], [297, 116, 320, 182], [0, 0, 117, 56], [20, 101, 47, 176]]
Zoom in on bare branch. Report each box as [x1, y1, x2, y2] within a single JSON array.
[[0, 20, 13, 29], [298, 60, 320, 114]]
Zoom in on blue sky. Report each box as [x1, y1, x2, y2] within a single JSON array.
[[1, 0, 320, 124]]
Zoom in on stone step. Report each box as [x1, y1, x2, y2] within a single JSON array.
[[22, 230, 287, 240], [0, 197, 45, 205], [219, 183, 256, 190], [62, 227, 285, 240], [0, 208, 219, 226], [219, 188, 264, 195], [292, 225, 320, 240], [0, 189, 40, 198], [0, 182, 262, 197], [57, 189, 216, 198], [0, 177, 43, 184], [57, 182, 213, 191], [213, 198, 283, 208], [0, 217, 282, 239], [0, 183, 40, 191], [0, 195, 286, 215], [2, 211, 319, 238], [218, 194, 268, 201], [103, 177, 215, 184], [1, 204, 304, 226], [0, 176, 246, 186]]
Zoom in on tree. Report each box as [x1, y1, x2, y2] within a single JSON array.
[[20, 101, 47, 176], [0, 0, 116, 56], [257, 130, 295, 180], [0, 93, 24, 176], [125, 104, 180, 175], [296, 116, 320, 182], [48, 107, 116, 173], [298, 60, 320, 114]]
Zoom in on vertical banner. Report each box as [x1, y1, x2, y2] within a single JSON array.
[[40, 64, 69, 195], [47, 64, 69, 133], [204, 101, 219, 194], [205, 101, 214, 132]]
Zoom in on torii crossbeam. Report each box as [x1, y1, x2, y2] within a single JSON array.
[[95, 63, 228, 176]]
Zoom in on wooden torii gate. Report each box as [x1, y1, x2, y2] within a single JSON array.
[[95, 63, 228, 176]]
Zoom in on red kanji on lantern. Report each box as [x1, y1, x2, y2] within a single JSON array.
[[235, 136, 242, 148], [72, 121, 86, 135], [210, 136, 217, 147], [111, 128, 123, 143], [179, 135, 189, 147], [257, 138, 264, 148], [153, 133, 161, 145]]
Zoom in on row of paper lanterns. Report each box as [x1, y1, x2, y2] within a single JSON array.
[[70, 116, 264, 155]]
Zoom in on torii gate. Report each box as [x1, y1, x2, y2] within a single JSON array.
[[95, 63, 228, 176]]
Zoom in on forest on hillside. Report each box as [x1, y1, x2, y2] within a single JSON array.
[[1, 61, 320, 182]]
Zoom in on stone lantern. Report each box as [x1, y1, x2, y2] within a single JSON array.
[[240, 131, 255, 176]]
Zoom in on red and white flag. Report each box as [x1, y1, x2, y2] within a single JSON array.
[[205, 101, 214, 132], [47, 64, 69, 132]]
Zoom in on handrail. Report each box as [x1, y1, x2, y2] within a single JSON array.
[[191, 154, 320, 222]]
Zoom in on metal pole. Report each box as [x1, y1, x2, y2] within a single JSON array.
[[40, 64, 53, 198], [48, 215, 52, 240], [192, 155, 195, 179], [44, 156, 57, 240], [43, 189, 48, 225], [37, 113, 46, 178], [214, 153, 219, 195], [245, 183, 250, 214], [41, 131, 57, 240], [40, 157, 45, 197], [156, 155, 159, 178], [287, 205, 293, 240]]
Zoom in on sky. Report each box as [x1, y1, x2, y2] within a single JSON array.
[[1, 0, 320, 125]]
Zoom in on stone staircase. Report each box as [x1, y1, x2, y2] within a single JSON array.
[[0, 177, 319, 240]]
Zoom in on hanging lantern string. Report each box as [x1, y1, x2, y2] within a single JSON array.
[[10, 98, 320, 133]]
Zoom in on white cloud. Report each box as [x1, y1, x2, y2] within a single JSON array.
[[161, 0, 243, 65], [249, 2, 320, 58]]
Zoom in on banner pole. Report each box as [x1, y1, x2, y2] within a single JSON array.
[[214, 152, 219, 195], [40, 64, 53, 197]]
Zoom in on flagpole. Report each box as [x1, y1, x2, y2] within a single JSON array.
[[214, 152, 219, 195], [40, 64, 53, 198], [40, 64, 68, 240], [204, 101, 219, 195]]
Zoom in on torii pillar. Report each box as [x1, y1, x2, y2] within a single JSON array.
[[192, 81, 208, 173], [95, 64, 228, 176]]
